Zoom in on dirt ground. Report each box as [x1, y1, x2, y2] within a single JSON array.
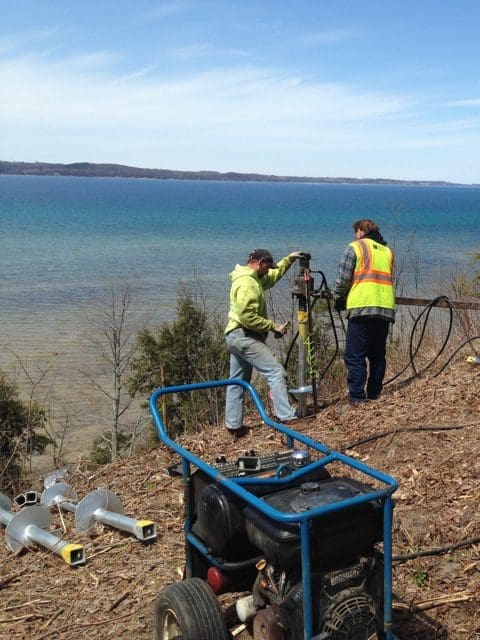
[[1, 358, 479, 640]]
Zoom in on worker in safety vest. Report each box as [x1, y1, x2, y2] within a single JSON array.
[[333, 219, 395, 404], [224, 248, 305, 438]]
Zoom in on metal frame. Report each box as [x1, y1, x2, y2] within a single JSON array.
[[150, 378, 399, 640]]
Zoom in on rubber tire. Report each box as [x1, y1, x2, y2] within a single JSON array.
[[154, 578, 230, 640]]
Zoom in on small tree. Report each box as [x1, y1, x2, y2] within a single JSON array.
[[82, 283, 140, 462], [128, 285, 228, 434], [0, 374, 48, 492], [443, 248, 480, 337]]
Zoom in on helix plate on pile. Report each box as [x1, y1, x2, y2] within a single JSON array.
[[41, 482, 78, 507], [5, 505, 52, 553], [75, 489, 124, 532]]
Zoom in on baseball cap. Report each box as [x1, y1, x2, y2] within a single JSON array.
[[248, 249, 278, 268]]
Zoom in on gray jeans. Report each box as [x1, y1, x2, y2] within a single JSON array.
[[225, 328, 295, 429]]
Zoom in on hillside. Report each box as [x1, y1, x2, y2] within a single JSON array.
[[0, 160, 471, 186], [0, 359, 479, 640]]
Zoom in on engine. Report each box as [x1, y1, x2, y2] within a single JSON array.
[[190, 450, 386, 640]]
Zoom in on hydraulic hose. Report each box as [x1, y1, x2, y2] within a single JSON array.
[[385, 295, 454, 387], [432, 334, 480, 377], [285, 274, 478, 405]]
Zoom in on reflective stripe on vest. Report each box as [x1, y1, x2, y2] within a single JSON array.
[[347, 239, 395, 310]]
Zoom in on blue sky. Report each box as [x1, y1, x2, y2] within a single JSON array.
[[1, 1, 480, 183]]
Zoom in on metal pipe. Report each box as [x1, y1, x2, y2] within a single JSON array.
[[383, 496, 394, 640], [14, 491, 39, 507], [182, 458, 194, 578], [291, 252, 316, 417], [75, 489, 157, 542], [300, 519, 313, 640], [41, 483, 157, 542], [0, 493, 85, 566], [22, 517, 85, 566], [297, 327, 307, 417], [90, 505, 156, 540]]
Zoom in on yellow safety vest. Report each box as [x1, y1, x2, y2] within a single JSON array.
[[347, 238, 395, 310]]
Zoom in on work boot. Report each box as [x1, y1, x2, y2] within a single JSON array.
[[348, 397, 369, 406], [280, 411, 300, 425], [226, 425, 250, 440]]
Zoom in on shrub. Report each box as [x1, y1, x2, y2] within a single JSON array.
[[0, 374, 48, 492], [128, 285, 229, 435], [89, 430, 132, 466]]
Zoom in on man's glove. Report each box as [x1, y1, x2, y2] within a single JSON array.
[[334, 296, 346, 312], [289, 251, 310, 260], [273, 321, 290, 338]]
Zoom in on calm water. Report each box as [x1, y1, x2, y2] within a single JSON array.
[[2, 175, 479, 311], [1, 175, 479, 436]]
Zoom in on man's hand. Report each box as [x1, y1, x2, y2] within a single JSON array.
[[334, 296, 346, 312], [273, 321, 290, 338], [289, 251, 310, 260]]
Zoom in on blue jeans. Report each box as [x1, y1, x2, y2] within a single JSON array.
[[225, 329, 296, 428], [344, 317, 390, 401]]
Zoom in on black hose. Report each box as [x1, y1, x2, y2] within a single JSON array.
[[433, 334, 480, 376], [286, 275, 476, 403], [385, 295, 454, 387]]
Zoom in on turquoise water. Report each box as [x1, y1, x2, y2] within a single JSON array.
[[1, 174, 479, 441], [1, 175, 479, 320]]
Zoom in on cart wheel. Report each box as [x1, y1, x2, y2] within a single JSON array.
[[154, 578, 230, 640]]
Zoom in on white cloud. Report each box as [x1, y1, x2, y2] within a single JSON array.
[[0, 55, 413, 131], [1, 48, 478, 182]]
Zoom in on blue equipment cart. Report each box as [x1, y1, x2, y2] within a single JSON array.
[[150, 379, 399, 640]]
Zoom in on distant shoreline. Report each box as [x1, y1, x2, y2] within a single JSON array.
[[1, 160, 477, 188]]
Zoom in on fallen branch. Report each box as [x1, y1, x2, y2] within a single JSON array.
[[0, 613, 45, 623], [42, 607, 65, 630], [0, 567, 27, 589], [343, 424, 465, 451], [87, 539, 130, 559], [3, 599, 50, 612], [393, 534, 480, 562], [108, 575, 143, 611], [139, 470, 153, 489], [394, 590, 473, 612]]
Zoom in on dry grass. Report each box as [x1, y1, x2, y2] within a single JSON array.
[[1, 356, 479, 639]]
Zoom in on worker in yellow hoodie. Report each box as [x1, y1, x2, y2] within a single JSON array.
[[224, 248, 305, 438]]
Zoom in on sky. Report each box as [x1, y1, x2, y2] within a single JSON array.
[[1, 1, 480, 184]]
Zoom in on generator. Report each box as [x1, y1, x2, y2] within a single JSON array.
[[150, 379, 398, 640]]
